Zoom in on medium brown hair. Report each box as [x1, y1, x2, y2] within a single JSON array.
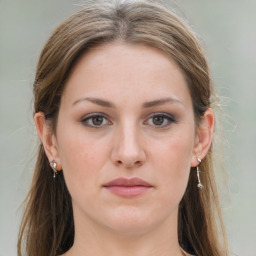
[[18, 1, 229, 255]]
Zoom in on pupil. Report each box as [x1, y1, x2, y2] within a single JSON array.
[[153, 116, 164, 125], [92, 116, 103, 125]]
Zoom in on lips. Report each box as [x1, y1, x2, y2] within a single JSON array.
[[104, 177, 152, 187], [103, 177, 153, 198]]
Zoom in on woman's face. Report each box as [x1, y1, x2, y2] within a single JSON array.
[[54, 42, 199, 234]]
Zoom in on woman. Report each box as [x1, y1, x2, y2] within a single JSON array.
[[18, 0, 229, 255]]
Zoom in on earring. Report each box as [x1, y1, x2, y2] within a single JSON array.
[[50, 160, 58, 178], [196, 157, 204, 189]]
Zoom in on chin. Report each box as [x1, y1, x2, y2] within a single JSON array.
[[102, 207, 167, 235]]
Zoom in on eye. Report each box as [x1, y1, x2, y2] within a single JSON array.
[[145, 113, 176, 128], [81, 113, 111, 128]]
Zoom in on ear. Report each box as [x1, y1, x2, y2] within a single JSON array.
[[191, 108, 214, 167], [34, 112, 62, 170]]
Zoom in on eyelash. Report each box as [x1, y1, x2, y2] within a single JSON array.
[[81, 112, 177, 129], [144, 113, 177, 128], [81, 113, 112, 128]]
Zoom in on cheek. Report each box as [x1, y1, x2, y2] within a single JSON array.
[[56, 129, 109, 196], [151, 131, 194, 195]]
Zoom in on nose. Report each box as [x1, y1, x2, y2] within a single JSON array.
[[110, 123, 146, 169]]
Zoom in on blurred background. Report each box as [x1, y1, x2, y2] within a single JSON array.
[[0, 0, 255, 255]]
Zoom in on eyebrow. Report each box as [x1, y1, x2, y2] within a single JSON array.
[[72, 97, 183, 108], [72, 97, 115, 108], [142, 97, 183, 108]]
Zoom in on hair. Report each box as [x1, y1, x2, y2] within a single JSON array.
[[18, 1, 229, 255]]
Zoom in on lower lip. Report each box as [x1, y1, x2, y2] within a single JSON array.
[[104, 186, 152, 198]]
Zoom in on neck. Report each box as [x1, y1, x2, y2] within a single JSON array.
[[64, 207, 187, 256]]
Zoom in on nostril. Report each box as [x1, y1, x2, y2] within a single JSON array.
[[135, 161, 142, 167], [115, 160, 142, 168], [124, 161, 142, 168]]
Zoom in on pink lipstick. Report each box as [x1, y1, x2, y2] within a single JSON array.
[[103, 177, 153, 198]]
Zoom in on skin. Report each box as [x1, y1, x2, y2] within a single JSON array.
[[35, 41, 214, 256]]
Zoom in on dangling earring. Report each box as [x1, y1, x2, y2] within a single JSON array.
[[50, 160, 58, 178], [196, 157, 204, 189]]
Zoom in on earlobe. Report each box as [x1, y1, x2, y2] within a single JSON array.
[[34, 112, 61, 170], [191, 108, 214, 167]]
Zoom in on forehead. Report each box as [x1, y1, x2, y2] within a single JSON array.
[[62, 41, 191, 107]]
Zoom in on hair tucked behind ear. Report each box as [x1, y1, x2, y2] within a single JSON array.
[[18, 1, 229, 255]]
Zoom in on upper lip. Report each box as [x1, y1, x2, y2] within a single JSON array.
[[103, 177, 153, 187]]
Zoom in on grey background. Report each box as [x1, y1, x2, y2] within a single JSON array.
[[0, 0, 255, 255]]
